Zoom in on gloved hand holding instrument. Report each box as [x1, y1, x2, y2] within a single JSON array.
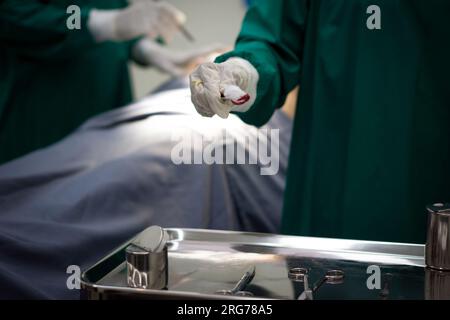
[[189, 58, 259, 119], [88, 0, 189, 43]]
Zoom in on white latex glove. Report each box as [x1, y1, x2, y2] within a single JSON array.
[[88, 1, 186, 43], [132, 38, 226, 77], [189, 58, 259, 119]]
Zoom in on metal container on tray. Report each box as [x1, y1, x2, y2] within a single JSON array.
[[81, 227, 427, 300], [425, 203, 450, 271], [125, 226, 169, 290]]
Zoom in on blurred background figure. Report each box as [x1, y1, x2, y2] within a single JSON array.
[[0, 0, 243, 164]]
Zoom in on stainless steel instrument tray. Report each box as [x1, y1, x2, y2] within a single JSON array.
[[81, 228, 426, 300]]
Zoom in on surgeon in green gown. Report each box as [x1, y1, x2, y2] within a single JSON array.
[[0, 0, 189, 164], [190, 0, 450, 243]]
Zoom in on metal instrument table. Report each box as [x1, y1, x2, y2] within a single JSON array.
[[81, 228, 440, 300]]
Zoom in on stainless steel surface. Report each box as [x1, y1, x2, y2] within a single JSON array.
[[425, 268, 450, 300], [133, 226, 169, 253], [379, 273, 393, 300], [81, 228, 427, 300], [125, 226, 169, 289], [426, 203, 450, 270]]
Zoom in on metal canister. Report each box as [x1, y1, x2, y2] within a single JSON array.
[[425, 268, 450, 300], [425, 203, 450, 271], [126, 226, 169, 290]]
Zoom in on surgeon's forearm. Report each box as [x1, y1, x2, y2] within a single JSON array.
[[215, 0, 308, 127]]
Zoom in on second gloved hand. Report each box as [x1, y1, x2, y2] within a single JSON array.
[[189, 58, 259, 119], [88, 1, 186, 43], [132, 38, 226, 78]]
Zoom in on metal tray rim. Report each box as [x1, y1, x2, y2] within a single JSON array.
[[81, 228, 426, 300]]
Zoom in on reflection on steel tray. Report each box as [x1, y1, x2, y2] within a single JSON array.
[[81, 228, 432, 300]]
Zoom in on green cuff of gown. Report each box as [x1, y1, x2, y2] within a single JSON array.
[[216, 42, 282, 127]]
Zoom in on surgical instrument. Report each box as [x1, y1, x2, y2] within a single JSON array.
[[215, 266, 256, 296]]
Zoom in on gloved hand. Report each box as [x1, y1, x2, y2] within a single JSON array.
[[88, 1, 186, 43], [189, 58, 259, 119], [132, 38, 226, 77]]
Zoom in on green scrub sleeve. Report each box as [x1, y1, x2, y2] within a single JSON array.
[[216, 0, 309, 127], [0, 1, 96, 61]]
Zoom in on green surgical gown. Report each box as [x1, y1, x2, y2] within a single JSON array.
[[0, 0, 134, 163], [218, 0, 450, 243]]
